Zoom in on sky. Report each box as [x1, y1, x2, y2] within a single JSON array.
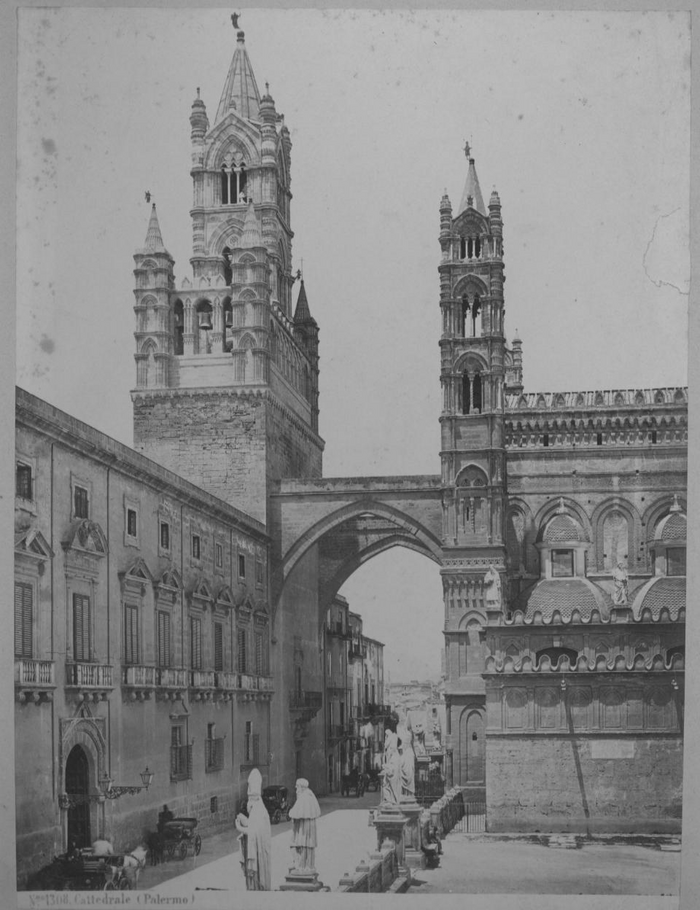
[[15, 7, 690, 683]]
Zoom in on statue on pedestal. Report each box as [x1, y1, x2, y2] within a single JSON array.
[[235, 768, 272, 890], [612, 561, 629, 605], [484, 564, 502, 609], [397, 723, 416, 799], [289, 779, 321, 872], [379, 727, 401, 805]]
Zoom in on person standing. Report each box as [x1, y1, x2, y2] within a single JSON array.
[[235, 768, 272, 890], [288, 778, 321, 872]]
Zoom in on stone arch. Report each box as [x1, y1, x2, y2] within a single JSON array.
[[458, 705, 485, 784], [452, 274, 488, 301], [281, 500, 444, 586], [455, 464, 488, 488], [533, 498, 592, 543], [591, 498, 639, 572]]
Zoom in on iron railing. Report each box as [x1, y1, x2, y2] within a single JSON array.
[[205, 737, 225, 772], [170, 744, 193, 782]]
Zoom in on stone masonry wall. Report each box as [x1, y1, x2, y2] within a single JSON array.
[[133, 391, 268, 524], [486, 735, 682, 834]]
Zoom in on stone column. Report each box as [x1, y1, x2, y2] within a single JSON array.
[[373, 802, 409, 869], [399, 796, 426, 870]]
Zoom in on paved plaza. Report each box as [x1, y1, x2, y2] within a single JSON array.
[[134, 791, 681, 898]]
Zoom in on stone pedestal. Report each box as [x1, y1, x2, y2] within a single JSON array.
[[372, 801, 408, 867], [279, 868, 326, 892], [399, 796, 427, 870]]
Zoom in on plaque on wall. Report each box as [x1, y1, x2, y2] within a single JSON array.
[[590, 740, 635, 760]]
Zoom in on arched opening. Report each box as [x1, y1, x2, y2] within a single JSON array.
[[65, 745, 91, 850], [535, 646, 579, 668], [173, 300, 184, 355], [222, 247, 233, 286], [461, 709, 484, 783], [195, 301, 213, 354], [462, 371, 482, 414]]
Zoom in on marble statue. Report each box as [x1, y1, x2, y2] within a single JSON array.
[[612, 562, 629, 606], [235, 768, 272, 890], [289, 779, 321, 872]]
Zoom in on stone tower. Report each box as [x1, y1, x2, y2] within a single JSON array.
[[131, 26, 323, 525], [438, 146, 508, 789]]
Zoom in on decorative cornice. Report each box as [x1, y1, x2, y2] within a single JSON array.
[[484, 650, 685, 674]]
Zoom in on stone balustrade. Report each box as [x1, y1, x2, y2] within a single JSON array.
[[427, 787, 465, 837], [337, 844, 409, 893]]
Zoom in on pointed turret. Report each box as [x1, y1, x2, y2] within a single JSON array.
[[294, 280, 316, 326], [238, 199, 263, 247], [214, 29, 261, 125], [142, 203, 169, 255], [457, 145, 487, 216]]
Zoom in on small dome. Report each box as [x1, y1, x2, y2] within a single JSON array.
[[514, 578, 608, 621], [543, 514, 586, 543], [631, 577, 685, 619], [656, 512, 686, 542]]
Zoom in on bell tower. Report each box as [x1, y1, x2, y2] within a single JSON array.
[[131, 23, 323, 525], [439, 144, 508, 789]]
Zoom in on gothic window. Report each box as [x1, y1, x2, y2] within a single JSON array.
[[471, 295, 481, 336], [196, 302, 213, 354], [461, 296, 470, 335], [222, 250, 233, 287], [221, 166, 230, 204], [157, 611, 171, 668], [237, 164, 247, 202], [124, 603, 139, 665], [173, 301, 184, 355], [460, 238, 467, 259], [14, 580, 33, 658], [462, 371, 482, 415], [73, 593, 91, 662]]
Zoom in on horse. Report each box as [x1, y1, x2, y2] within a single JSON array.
[[120, 845, 148, 887]]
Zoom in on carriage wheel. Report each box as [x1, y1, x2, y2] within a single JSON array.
[[272, 809, 282, 825], [166, 841, 177, 859], [194, 834, 202, 856], [119, 877, 131, 890], [178, 841, 188, 860]]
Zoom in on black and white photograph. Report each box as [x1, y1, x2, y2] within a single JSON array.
[[6, 4, 697, 908]]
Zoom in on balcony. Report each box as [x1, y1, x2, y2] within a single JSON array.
[[236, 673, 274, 702], [326, 622, 351, 639], [205, 737, 225, 773], [215, 670, 239, 692], [15, 659, 55, 704], [121, 664, 155, 701], [348, 642, 367, 661], [65, 662, 113, 701], [190, 669, 216, 701], [156, 667, 189, 701]]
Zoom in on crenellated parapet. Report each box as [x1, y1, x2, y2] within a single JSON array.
[[484, 649, 685, 675]]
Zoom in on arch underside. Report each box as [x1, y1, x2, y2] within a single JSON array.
[[282, 508, 443, 615]]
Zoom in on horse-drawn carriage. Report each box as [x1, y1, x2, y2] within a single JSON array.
[[159, 818, 202, 860], [237, 785, 292, 824], [34, 850, 134, 891], [341, 768, 366, 797]]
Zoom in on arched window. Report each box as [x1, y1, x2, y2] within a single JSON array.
[[462, 371, 482, 415], [461, 296, 470, 335], [535, 646, 578, 667], [195, 301, 213, 354], [173, 301, 184, 355], [221, 166, 230, 205], [602, 510, 629, 571], [471, 295, 481, 336], [222, 247, 232, 286], [236, 164, 247, 202]]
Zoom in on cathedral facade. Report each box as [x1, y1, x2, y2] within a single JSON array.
[[14, 22, 685, 887]]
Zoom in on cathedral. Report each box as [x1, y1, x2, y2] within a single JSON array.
[[14, 22, 685, 887]]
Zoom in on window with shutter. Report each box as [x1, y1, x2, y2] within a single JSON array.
[[214, 622, 224, 671], [245, 721, 252, 762], [74, 486, 89, 519], [14, 581, 33, 658], [160, 522, 170, 551], [252, 733, 260, 764], [190, 616, 202, 669], [157, 611, 171, 667], [237, 628, 247, 673], [16, 464, 33, 500], [73, 594, 91, 661], [255, 632, 263, 675], [126, 509, 137, 538], [124, 604, 139, 664]]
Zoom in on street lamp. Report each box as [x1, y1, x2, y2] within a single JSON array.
[[99, 766, 154, 799]]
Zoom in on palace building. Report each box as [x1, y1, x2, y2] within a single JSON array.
[[14, 22, 685, 887]]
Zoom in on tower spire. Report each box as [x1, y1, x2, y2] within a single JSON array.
[[457, 148, 487, 216], [214, 22, 261, 124], [143, 203, 168, 254]]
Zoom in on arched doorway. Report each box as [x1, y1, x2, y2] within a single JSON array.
[[461, 709, 485, 784], [65, 745, 91, 850]]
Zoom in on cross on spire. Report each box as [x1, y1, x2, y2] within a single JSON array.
[[231, 12, 240, 28], [464, 140, 471, 158]]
